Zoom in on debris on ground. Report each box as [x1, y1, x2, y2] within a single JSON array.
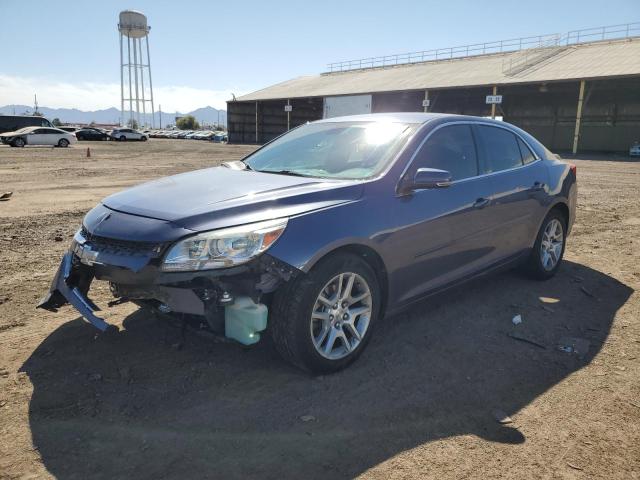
[[300, 415, 316, 422], [557, 337, 591, 356], [492, 409, 513, 424], [54, 235, 63, 242], [512, 314, 523, 325], [88, 373, 102, 382], [567, 462, 584, 471], [508, 332, 546, 349], [0, 192, 13, 201], [541, 305, 555, 313]]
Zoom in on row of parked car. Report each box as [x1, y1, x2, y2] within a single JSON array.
[[0, 126, 150, 147], [149, 130, 228, 142]]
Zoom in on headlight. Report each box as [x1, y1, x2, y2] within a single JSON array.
[[161, 218, 288, 271]]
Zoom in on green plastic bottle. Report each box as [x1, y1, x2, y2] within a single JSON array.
[[224, 297, 268, 345]]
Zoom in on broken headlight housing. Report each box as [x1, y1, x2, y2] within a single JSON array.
[[161, 218, 288, 271]]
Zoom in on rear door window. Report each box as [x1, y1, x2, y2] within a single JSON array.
[[410, 124, 478, 181], [477, 125, 523, 174]]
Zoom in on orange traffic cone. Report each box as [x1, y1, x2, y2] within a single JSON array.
[[86, 147, 91, 158]]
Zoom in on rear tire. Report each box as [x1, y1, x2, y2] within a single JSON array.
[[119, 135, 126, 141], [58, 139, 69, 148], [526, 210, 567, 280], [270, 253, 381, 374]]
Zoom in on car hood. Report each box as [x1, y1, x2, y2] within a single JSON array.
[[102, 166, 364, 232], [0, 130, 22, 137]]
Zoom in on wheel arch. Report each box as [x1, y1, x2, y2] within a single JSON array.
[[306, 243, 389, 318], [549, 201, 570, 227]]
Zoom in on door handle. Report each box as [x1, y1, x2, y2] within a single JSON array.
[[473, 197, 490, 209], [531, 181, 546, 191]]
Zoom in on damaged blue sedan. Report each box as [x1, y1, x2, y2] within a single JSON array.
[[39, 113, 577, 373]]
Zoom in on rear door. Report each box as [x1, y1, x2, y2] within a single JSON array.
[[42, 129, 61, 145], [389, 123, 499, 303], [474, 124, 550, 259]]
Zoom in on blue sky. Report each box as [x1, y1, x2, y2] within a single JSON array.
[[0, 0, 638, 111]]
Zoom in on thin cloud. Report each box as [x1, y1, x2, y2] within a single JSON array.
[[0, 74, 241, 112]]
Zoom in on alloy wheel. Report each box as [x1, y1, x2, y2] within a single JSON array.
[[310, 272, 372, 360], [540, 218, 564, 271]]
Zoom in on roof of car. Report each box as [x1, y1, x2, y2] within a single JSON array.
[[314, 112, 504, 125]]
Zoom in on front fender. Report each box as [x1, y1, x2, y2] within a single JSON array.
[[267, 199, 384, 273]]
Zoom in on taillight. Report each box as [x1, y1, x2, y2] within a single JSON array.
[[568, 163, 577, 178]]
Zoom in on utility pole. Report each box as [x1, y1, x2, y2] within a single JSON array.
[[159, 104, 162, 129]]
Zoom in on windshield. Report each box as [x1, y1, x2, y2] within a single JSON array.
[[244, 121, 417, 179]]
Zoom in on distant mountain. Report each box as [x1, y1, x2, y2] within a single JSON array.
[[0, 104, 226, 127]]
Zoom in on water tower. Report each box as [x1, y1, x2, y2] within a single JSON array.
[[118, 10, 155, 128]]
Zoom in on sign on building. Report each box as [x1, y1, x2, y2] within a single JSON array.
[[486, 95, 503, 104]]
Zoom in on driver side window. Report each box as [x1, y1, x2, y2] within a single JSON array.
[[411, 124, 479, 181]]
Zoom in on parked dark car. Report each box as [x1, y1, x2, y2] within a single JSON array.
[[76, 128, 109, 141], [39, 113, 577, 373], [0, 115, 54, 140]]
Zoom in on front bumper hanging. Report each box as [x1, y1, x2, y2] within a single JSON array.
[[37, 252, 116, 332]]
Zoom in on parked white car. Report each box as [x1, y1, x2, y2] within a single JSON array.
[[0, 126, 77, 147], [110, 128, 148, 141]]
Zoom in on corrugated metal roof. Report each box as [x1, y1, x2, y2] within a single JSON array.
[[236, 38, 640, 102]]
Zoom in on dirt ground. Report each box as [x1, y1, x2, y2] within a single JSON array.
[[0, 139, 638, 479]]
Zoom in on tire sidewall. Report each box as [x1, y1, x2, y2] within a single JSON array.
[[58, 139, 69, 147], [287, 254, 381, 373]]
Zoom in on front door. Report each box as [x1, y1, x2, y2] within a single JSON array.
[[27, 129, 48, 145], [386, 123, 500, 305]]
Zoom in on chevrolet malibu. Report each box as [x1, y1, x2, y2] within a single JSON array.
[[39, 113, 577, 373]]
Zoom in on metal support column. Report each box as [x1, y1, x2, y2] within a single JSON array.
[[132, 37, 140, 127], [145, 36, 155, 129], [119, 33, 124, 126], [491, 86, 497, 119], [572, 80, 586, 154], [287, 99, 291, 130], [423, 90, 429, 113], [255, 102, 259, 143], [127, 36, 133, 125], [138, 38, 147, 127]]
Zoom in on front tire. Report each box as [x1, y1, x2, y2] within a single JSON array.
[[12, 137, 25, 147], [270, 253, 381, 374], [526, 210, 567, 280]]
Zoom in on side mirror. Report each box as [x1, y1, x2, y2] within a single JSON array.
[[412, 168, 452, 189]]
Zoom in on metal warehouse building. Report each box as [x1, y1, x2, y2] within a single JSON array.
[[227, 23, 640, 153]]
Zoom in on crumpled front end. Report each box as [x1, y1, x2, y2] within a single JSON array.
[[38, 207, 300, 338]]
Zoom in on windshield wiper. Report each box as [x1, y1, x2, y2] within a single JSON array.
[[258, 169, 309, 177]]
